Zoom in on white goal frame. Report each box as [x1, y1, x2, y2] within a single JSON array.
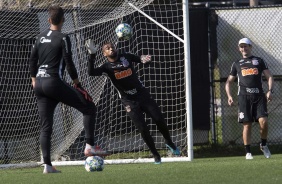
[[0, 0, 193, 168], [55, 0, 193, 166]]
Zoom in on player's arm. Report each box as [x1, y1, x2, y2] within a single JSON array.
[[263, 69, 274, 102], [127, 53, 151, 64], [225, 75, 236, 106], [62, 35, 79, 82], [62, 36, 92, 101], [225, 62, 238, 106], [62, 35, 78, 83], [29, 38, 39, 88], [85, 39, 104, 76]]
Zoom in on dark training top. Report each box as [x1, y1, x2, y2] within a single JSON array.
[[29, 29, 78, 80], [229, 56, 268, 95], [88, 53, 145, 98]]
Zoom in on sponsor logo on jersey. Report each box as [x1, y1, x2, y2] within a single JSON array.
[[239, 60, 251, 65], [111, 64, 123, 68], [114, 68, 132, 79], [40, 37, 51, 43], [124, 88, 137, 95], [36, 65, 50, 77], [252, 59, 259, 65], [246, 87, 259, 93], [239, 112, 244, 119], [241, 68, 258, 76], [120, 57, 129, 67]]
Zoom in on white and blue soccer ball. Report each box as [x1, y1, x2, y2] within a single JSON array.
[[84, 156, 104, 172], [115, 23, 133, 40]]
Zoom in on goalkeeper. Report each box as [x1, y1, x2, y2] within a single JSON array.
[[85, 40, 180, 164], [29, 6, 108, 174]]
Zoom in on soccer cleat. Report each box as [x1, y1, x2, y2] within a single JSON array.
[[43, 164, 61, 174], [260, 144, 271, 158], [84, 145, 110, 157], [154, 155, 161, 164], [245, 153, 253, 160], [165, 144, 181, 156]]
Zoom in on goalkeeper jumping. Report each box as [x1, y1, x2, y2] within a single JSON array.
[[29, 6, 108, 174], [85, 40, 181, 164]]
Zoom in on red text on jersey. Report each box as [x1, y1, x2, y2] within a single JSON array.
[[114, 68, 132, 79], [241, 68, 258, 76]]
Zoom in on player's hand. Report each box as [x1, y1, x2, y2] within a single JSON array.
[[141, 55, 151, 63], [85, 39, 99, 55], [227, 96, 233, 106], [266, 91, 273, 102], [74, 83, 93, 102]]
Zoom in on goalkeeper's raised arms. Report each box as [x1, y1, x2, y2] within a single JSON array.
[[85, 39, 99, 55]]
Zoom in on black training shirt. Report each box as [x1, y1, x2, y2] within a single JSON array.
[[29, 29, 78, 80], [88, 53, 145, 97], [229, 56, 268, 95]]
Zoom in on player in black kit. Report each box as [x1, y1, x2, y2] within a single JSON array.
[[29, 6, 107, 174], [225, 38, 274, 160], [85, 40, 180, 164]]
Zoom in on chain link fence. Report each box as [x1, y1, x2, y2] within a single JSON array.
[[211, 5, 282, 146]]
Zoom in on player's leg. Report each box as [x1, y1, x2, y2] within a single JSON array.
[[41, 78, 107, 156], [242, 122, 252, 155], [258, 117, 268, 139], [256, 95, 271, 158], [238, 95, 253, 159], [121, 99, 161, 163], [34, 78, 60, 173], [140, 95, 180, 156]]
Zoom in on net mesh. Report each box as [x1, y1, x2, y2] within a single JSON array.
[[0, 0, 187, 165], [215, 6, 282, 145]]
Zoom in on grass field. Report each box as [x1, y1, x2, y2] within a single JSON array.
[[1, 154, 282, 184]]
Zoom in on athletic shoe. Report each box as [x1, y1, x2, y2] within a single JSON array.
[[245, 153, 253, 160], [43, 164, 61, 174], [154, 155, 161, 164], [260, 144, 271, 158], [165, 144, 181, 156], [84, 145, 110, 157]]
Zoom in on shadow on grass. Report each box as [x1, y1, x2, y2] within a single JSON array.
[[102, 144, 281, 160], [192, 144, 282, 158]]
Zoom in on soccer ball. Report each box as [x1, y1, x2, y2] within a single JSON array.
[[115, 23, 133, 40], [84, 156, 104, 172]]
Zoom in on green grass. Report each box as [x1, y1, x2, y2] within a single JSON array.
[[1, 154, 282, 184]]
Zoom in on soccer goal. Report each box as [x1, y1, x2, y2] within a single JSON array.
[[0, 0, 192, 168]]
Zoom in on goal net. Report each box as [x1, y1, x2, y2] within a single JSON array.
[[0, 0, 188, 167]]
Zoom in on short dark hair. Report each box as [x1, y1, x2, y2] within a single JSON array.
[[102, 42, 114, 47], [48, 5, 64, 25]]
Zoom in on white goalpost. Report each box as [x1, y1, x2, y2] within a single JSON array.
[[0, 0, 192, 168]]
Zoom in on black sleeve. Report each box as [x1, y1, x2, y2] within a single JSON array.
[[127, 53, 141, 63], [62, 35, 78, 80], [29, 38, 39, 77], [88, 54, 104, 76], [260, 59, 268, 71], [229, 62, 237, 76]]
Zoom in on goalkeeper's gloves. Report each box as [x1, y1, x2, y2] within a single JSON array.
[[85, 39, 99, 55], [140, 55, 151, 64], [74, 83, 93, 102]]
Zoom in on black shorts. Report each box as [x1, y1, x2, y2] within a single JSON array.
[[238, 95, 268, 123], [120, 89, 164, 129]]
